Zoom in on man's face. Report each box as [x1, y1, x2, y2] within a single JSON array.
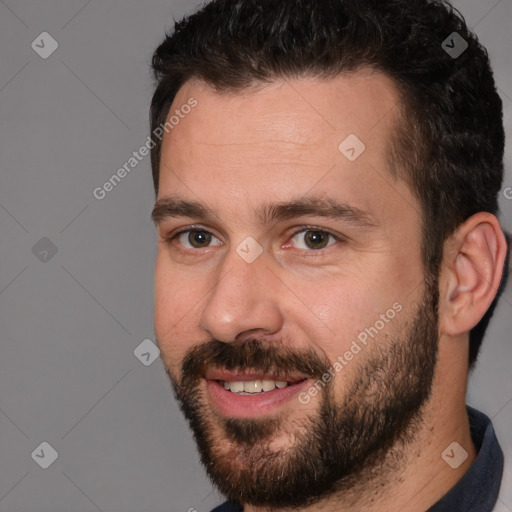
[[153, 71, 439, 507]]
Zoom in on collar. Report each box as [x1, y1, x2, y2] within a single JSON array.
[[428, 405, 503, 511]]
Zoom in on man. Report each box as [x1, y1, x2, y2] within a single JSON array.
[[149, 0, 510, 510]]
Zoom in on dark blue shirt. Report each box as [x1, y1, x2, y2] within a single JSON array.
[[210, 406, 503, 512]]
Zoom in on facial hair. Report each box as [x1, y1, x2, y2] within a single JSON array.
[[165, 281, 439, 509]]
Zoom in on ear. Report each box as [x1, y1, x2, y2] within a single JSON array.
[[439, 212, 508, 336]]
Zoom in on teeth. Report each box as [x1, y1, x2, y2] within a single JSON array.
[[227, 381, 244, 393], [222, 379, 291, 394], [243, 380, 263, 393], [262, 379, 276, 391]]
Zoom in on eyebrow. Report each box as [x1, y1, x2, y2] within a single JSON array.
[[151, 195, 376, 228]]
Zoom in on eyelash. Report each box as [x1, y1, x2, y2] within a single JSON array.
[[163, 225, 343, 253]]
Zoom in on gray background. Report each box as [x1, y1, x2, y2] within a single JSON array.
[[0, 1, 510, 511]]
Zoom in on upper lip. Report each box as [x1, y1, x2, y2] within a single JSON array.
[[204, 369, 309, 383]]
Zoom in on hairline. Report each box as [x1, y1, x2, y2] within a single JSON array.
[[154, 67, 421, 191]]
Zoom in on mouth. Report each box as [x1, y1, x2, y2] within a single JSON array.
[[221, 378, 296, 394], [204, 369, 311, 418]]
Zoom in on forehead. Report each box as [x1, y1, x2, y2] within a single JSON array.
[[156, 70, 418, 233], [163, 69, 401, 156]]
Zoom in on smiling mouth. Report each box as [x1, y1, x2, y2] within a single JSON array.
[[204, 369, 309, 394], [203, 370, 311, 418], [219, 378, 307, 394]]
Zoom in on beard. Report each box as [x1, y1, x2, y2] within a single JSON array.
[[164, 277, 439, 510]]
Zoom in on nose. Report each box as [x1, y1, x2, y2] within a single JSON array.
[[199, 247, 284, 343]]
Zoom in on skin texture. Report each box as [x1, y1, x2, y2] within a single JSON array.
[[152, 70, 507, 511]]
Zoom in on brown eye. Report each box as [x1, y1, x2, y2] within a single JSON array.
[[188, 230, 212, 248], [173, 229, 222, 249], [290, 229, 337, 250], [304, 231, 330, 249]]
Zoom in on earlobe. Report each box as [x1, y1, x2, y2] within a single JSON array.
[[440, 213, 507, 337]]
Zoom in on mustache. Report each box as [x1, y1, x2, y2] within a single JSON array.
[[180, 339, 332, 387]]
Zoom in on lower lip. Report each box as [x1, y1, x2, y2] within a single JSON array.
[[205, 379, 310, 418]]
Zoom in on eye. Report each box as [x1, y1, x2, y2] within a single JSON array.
[[289, 228, 339, 250], [170, 228, 222, 249], [164, 226, 341, 252]]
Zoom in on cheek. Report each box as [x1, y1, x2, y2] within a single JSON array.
[[154, 255, 200, 362], [292, 268, 409, 373], [291, 272, 385, 342]]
